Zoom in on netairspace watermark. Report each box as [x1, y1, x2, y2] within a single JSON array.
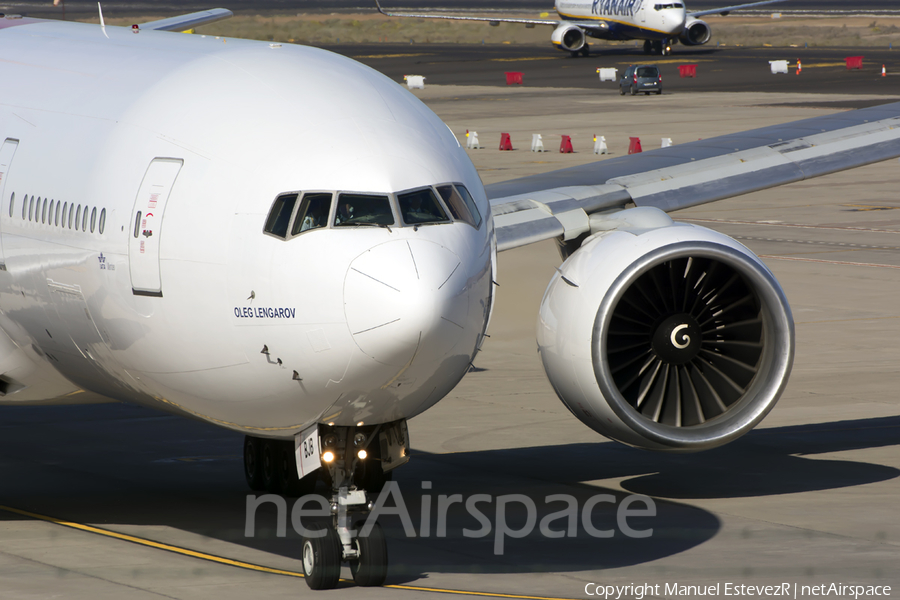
[[584, 583, 893, 600], [244, 480, 656, 555]]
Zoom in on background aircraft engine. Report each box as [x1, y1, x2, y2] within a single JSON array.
[[679, 17, 712, 45], [551, 23, 586, 52], [537, 217, 794, 452]]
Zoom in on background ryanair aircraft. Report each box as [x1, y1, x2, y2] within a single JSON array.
[[2, 4, 900, 592], [376, 0, 788, 55]]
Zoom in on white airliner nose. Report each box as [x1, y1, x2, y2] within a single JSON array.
[[344, 238, 470, 368]]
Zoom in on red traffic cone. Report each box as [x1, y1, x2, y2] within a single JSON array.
[[628, 137, 642, 154], [796, 59, 802, 75], [882, 64, 887, 77]]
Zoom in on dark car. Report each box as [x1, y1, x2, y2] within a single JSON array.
[[619, 64, 662, 96]]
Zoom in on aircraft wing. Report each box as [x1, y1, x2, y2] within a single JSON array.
[[374, 0, 559, 26], [689, 0, 787, 18], [486, 101, 900, 252], [140, 8, 233, 32]]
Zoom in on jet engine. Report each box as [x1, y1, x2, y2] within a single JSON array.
[[537, 208, 794, 452], [551, 23, 586, 52], [678, 17, 711, 46]]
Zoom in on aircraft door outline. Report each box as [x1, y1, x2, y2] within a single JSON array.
[[128, 158, 183, 297], [0, 139, 20, 271]]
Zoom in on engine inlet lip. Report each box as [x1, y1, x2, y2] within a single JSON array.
[[591, 241, 795, 451]]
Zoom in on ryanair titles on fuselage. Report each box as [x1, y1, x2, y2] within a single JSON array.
[[557, 0, 645, 17]]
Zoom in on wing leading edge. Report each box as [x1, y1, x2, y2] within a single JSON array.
[[374, 0, 558, 26], [690, 0, 787, 18], [487, 101, 900, 252]]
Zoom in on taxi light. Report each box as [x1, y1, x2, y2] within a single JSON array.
[[322, 450, 335, 463], [358, 449, 368, 460]]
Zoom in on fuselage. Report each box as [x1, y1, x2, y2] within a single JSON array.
[[555, 0, 687, 41], [0, 17, 495, 437]]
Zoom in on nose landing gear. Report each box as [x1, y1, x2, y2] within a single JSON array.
[[246, 420, 409, 590], [645, 39, 672, 55], [304, 422, 407, 589]]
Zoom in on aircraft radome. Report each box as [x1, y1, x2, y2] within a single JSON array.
[[1, 7, 899, 591]]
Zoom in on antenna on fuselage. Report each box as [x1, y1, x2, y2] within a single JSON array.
[[52, 0, 65, 21], [98, 2, 108, 38]]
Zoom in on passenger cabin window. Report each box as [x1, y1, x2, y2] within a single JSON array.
[[264, 193, 298, 239], [398, 188, 449, 226], [291, 192, 332, 236], [334, 193, 394, 227], [437, 184, 483, 229]]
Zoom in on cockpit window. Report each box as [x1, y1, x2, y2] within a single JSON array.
[[437, 184, 483, 229], [291, 192, 332, 236], [334, 193, 395, 227], [398, 188, 449, 225], [654, 3, 683, 9], [264, 193, 297, 239]]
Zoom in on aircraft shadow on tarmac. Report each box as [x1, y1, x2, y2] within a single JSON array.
[[0, 404, 896, 583], [427, 415, 900, 500]]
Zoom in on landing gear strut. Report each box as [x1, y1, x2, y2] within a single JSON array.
[[302, 421, 407, 589], [569, 44, 590, 57], [647, 39, 672, 56], [242, 421, 408, 590]]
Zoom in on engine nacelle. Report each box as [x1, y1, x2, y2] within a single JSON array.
[[679, 17, 711, 46], [537, 209, 794, 452], [551, 23, 586, 52]]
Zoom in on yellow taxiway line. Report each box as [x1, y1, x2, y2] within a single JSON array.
[[0, 503, 579, 600]]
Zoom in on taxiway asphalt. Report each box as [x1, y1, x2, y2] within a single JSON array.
[[330, 43, 900, 95], [1, 46, 899, 600]]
